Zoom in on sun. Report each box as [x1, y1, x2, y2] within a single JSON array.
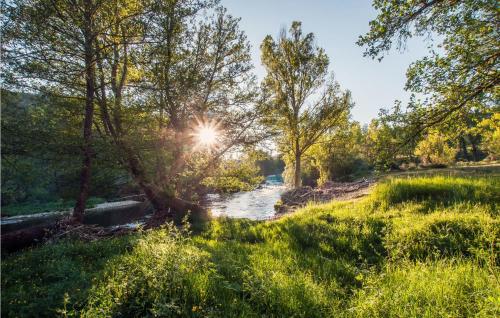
[[193, 122, 219, 147]]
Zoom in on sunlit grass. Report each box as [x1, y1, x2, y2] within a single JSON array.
[[2, 175, 499, 317]]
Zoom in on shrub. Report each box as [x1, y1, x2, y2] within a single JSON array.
[[415, 131, 457, 166], [80, 226, 219, 317]]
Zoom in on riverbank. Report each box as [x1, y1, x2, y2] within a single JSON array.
[[276, 178, 375, 214], [2, 173, 499, 317], [1, 197, 106, 217]]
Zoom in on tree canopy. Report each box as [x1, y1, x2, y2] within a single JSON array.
[[358, 0, 499, 133]]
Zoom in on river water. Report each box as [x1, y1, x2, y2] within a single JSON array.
[[206, 175, 287, 220], [1, 175, 287, 233]]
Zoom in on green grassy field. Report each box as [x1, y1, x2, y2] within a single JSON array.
[[2, 174, 499, 317]]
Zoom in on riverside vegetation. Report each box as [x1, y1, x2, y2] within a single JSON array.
[[2, 0, 499, 316], [2, 173, 499, 317]]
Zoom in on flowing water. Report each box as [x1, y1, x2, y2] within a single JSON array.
[[1, 175, 287, 233], [206, 174, 287, 220]]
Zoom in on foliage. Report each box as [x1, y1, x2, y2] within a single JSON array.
[[414, 131, 457, 166], [3, 173, 499, 317], [363, 101, 422, 170], [308, 121, 370, 184], [477, 112, 500, 159], [358, 0, 499, 132], [1, 90, 126, 207], [202, 152, 265, 193], [260, 21, 352, 187], [253, 150, 285, 176]]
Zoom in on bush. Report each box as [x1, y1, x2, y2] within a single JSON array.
[[80, 226, 219, 317], [202, 157, 265, 193], [414, 131, 457, 166]]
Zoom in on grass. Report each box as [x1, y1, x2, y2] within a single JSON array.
[[2, 174, 499, 317], [1, 197, 106, 217], [371, 175, 499, 208]]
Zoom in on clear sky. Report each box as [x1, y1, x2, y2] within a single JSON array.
[[220, 0, 430, 124]]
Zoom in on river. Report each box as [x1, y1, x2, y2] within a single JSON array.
[[205, 174, 287, 220], [1, 175, 287, 233]]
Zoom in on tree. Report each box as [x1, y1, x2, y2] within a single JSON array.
[[93, 2, 261, 220], [260, 21, 352, 188], [432, 106, 488, 161], [358, 0, 499, 134], [364, 101, 421, 169], [3, 0, 103, 222]]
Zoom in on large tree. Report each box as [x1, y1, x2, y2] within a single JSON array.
[[358, 0, 499, 133], [2, 0, 107, 221], [260, 21, 352, 188], [3, 0, 262, 222], [93, 1, 261, 220]]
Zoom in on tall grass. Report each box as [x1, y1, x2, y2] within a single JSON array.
[[371, 175, 499, 210], [2, 175, 499, 317], [349, 260, 500, 318]]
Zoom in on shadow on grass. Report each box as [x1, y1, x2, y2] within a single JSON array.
[[188, 212, 390, 317], [1, 234, 140, 318]]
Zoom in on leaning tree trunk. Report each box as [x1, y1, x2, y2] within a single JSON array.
[[73, 1, 96, 223], [123, 145, 206, 223]]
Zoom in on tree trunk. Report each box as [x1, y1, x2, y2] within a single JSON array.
[[123, 144, 206, 222], [294, 139, 301, 188], [459, 136, 469, 161], [469, 135, 480, 161], [73, 1, 95, 223]]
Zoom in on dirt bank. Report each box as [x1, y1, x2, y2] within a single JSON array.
[[276, 178, 375, 214]]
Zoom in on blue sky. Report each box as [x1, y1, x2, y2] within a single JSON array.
[[220, 0, 431, 124]]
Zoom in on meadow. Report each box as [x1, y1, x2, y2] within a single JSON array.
[[2, 173, 499, 317]]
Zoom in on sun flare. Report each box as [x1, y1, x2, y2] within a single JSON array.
[[193, 122, 219, 147]]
